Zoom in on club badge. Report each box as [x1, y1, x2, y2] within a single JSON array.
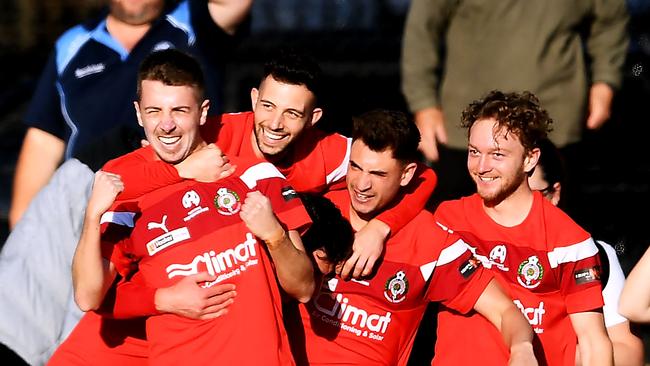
[[214, 188, 241, 215], [384, 270, 409, 303], [517, 255, 544, 289]]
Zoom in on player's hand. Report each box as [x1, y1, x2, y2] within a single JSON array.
[[175, 143, 236, 182], [508, 342, 537, 366], [86, 171, 124, 218], [154, 272, 236, 320], [415, 107, 447, 162], [338, 219, 388, 279], [239, 191, 284, 241], [586, 82, 614, 130]]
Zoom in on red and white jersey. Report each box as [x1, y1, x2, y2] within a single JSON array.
[[433, 192, 604, 366], [286, 190, 494, 366], [100, 147, 311, 366]]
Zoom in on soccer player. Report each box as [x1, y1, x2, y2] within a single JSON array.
[[67, 49, 314, 365], [433, 91, 612, 365], [288, 109, 537, 365]]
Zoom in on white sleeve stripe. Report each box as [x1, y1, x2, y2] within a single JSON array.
[[239, 162, 286, 189], [420, 261, 437, 281], [100, 211, 135, 227], [437, 238, 470, 266], [547, 238, 598, 268], [326, 137, 351, 185]]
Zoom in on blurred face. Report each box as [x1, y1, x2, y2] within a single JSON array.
[[346, 140, 416, 221], [135, 79, 208, 164], [467, 118, 538, 205], [528, 165, 561, 205], [250, 76, 322, 160], [311, 249, 343, 275], [110, 0, 164, 25]]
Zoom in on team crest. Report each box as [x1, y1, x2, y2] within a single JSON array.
[[384, 271, 409, 303], [213, 188, 241, 215], [517, 255, 544, 289]]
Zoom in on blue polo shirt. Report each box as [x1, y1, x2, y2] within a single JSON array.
[[24, 0, 233, 162]]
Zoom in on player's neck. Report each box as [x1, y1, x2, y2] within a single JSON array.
[[482, 184, 534, 227], [106, 14, 151, 52]]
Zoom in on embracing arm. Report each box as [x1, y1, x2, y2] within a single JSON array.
[[473, 279, 538, 366]]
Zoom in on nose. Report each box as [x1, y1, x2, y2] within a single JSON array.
[[355, 172, 372, 192], [476, 155, 491, 173], [159, 114, 176, 134], [268, 112, 284, 130]]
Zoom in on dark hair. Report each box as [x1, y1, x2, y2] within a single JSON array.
[[262, 48, 322, 101], [351, 109, 421, 162], [299, 193, 353, 265], [137, 49, 205, 101], [461, 90, 553, 152], [536, 138, 566, 188]]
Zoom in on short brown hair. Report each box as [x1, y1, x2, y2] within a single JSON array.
[[136, 49, 205, 101]]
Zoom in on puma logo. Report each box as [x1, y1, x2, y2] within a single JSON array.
[[148, 215, 169, 233]]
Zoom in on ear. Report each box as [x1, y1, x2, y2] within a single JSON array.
[[523, 147, 540, 175], [399, 162, 418, 187], [310, 107, 323, 126], [199, 99, 210, 126], [250, 88, 259, 111], [550, 182, 562, 206], [134, 101, 143, 127]]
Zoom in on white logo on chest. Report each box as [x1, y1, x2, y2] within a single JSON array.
[[148, 215, 169, 233]]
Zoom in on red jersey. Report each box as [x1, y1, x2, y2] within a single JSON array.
[[286, 190, 494, 366], [100, 147, 311, 366], [433, 192, 604, 366]]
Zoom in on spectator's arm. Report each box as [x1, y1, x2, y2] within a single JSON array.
[[606, 321, 644, 366], [620, 246, 650, 322], [9, 128, 64, 228], [207, 0, 253, 35]]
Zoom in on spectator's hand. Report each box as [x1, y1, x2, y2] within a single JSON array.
[[175, 143, 235, 182], [338, 219, 389, 279], [586, 82, 614, 130], [415, 107, 447, 162], [239, 191, 283, 241], [508, 342, 538, 366], [86, 171, 124, 218], [154, 272, 236, 320]]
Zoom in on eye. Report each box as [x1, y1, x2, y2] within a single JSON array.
[[492, 152, 504, 158], [468, 148, 479, 156], [261, 102, 273, 110], [286, 111, 300, 119]]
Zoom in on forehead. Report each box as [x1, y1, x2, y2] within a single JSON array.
[[469, 118, 523, 152], [139, 80, 199, 105], [350, 140, 399, 169], [258, 76, 314, 107]]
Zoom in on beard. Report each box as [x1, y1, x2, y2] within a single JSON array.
[[479, 168, 527, 207]]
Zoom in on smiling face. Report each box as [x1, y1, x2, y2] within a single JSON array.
[[467, 118, 538, 205], [135, 79, 208, 164], [250, 76, 322, 160], [346, 140, 416, 221]]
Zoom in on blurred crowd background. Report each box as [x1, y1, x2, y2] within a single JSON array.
[[0, 0, 649, 362]]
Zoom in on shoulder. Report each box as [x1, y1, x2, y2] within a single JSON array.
[[539, 198, 591, 246], [233, 157, 286, 186], [434, 195, 475, 226], [54, 22, 98, 74], [101, 147, 154, 172]]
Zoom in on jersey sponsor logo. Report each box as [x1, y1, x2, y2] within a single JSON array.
[[467, 245, 509, 272], [166, 232, 258, 280], [384, 271, 409, 303], [152, 41, 173, 52], [146, 227, 191, 256], [459, 256, 481, 278], [313, 290, 392, 340], [513, 300, 546, 334], [214, 188, 241, 215], [148, 215, 169, 233], [489, 245, 509, 270], [182, 190, 208, 221], [74, 63, 105, 78], [517, 256, 544, 289], [574, 266, 601, 285], [281, 186, 298, 201]]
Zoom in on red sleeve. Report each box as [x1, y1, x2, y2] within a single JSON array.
[[102, 148, 182, 200], [98, 271, 159, 319], [555, 237, 605, 313], [427, 233, 494, 314], [376, 163, 437, 236]]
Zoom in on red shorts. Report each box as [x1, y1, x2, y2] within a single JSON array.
[[48, 311, 148, 366]]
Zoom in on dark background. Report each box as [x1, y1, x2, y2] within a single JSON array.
[[0, 0, 649, 364]]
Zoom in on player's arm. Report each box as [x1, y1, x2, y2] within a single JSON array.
[[620, 245, 650, 322], [597, 322, 644, 366], [473, 279, 538, 366], [72, 171, 124, 311], [9, 127, 64, 228], [240, 191, 315, 303], [100, 271, 236, 320], [207, 0, 253, 35], [570, 311, 613, 366]]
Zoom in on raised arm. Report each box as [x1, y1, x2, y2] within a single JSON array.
[[473, 279, 538, 366], [207, 0, 254, 35], [72, 171, 124, 311], [239, 191, 315, 302], [620, 245, 650, 322]]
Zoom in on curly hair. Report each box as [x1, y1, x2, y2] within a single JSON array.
[[461, 90, 553, 152]]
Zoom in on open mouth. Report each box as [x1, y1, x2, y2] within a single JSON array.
[[158, 136, 181, 145], [263, 128, 288, 142]]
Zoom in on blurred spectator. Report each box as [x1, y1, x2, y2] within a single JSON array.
[[401, 0, 629, 207], [9, 0, 252, 228]]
